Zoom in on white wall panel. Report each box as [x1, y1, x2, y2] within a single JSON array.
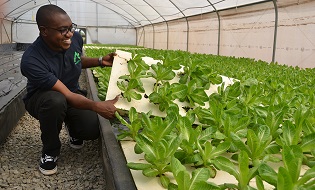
[[168, 19, 187, 51], [188, 14, 219, 55], [0, 20, 12, 44], [89, 27, 136, 45], [219, 2, 275, 63], [152, 23, 168, 50], [12, 23, 38, 43], [143, 25, 154, 49], [275, 1, 315, 68]]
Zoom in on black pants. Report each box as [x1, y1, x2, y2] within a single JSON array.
[[25, 90, 100, 157]]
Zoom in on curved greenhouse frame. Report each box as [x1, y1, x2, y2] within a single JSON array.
[[0, 0, 314, 68]]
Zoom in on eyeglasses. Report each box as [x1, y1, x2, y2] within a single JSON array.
[[45, 23, 77, 36]]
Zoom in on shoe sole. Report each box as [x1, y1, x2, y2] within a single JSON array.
[[39, 166, 57, 175], [69, 142, 84, 149], [65, 125, 84, 149]]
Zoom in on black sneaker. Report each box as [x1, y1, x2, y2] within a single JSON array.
[[65, 125, 84, 149], [39, 154, 58, 175], [69, 136, 84, 149]]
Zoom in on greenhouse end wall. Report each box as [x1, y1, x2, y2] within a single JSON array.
[[87, 27, 136, 45], [11, 23, 136, 46], [137, 0, 315, 68]]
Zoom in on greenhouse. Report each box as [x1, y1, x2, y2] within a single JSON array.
[[0, 0, 315, 189], [1, 0, 314, 67]]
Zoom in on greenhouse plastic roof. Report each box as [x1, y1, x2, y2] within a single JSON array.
[[1, 0, 271, 28]]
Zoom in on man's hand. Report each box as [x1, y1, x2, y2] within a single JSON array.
[[52, 80, 119, 119], [81, 52, 117, 69], [101, 52, 117, 67], [95, 95, 119, 119]]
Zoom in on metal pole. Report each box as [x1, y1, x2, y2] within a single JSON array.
[[11, 20, 13, 43], [1, 20, 2, 43], [121, 0, 154, 48], [143, 0, 169, 50], [206, 0, 221, 55], [272, 0, 278, 63], [136, 28, 138, 46], [96, 3, 99, 43], [169, 0, 189, 51]]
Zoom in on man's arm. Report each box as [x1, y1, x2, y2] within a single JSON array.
[[52, 80, 118, 119], [81, 52, 116, 69]]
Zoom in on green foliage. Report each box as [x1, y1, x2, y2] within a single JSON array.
[[117, 53, 149, 102], [213, 151, 260, 190], [230, 125, 273, 166], [92, 67, 111, 100], [147, 62, 175, 91], [114, 107, 144, 140], [133, 133, 182, 188], [87, 45, 315, 189], [84, 46, 114, 100], [148, 82, 177, 111], [258, 145, 315, 190], [169, 157, 220, 190]]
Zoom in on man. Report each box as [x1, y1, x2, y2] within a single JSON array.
[[20, 4, 118, 175]]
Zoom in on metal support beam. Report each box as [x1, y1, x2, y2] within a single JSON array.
[[121, 0, 154, 48], [143, 0, 169, 50], [206, 0, 221, 55], [272, 0, 278, 63], [169, 0, 189, 51], [90, 0, 139, 27]]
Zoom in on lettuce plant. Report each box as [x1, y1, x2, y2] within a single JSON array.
[[174, 118, 219, 170], [213, 151, 260, 190], [257, 145, 315, 190], [183, 79, 209, 106], [168, 157, 220, 190], [126, 107, 181, 187], [127, 134, 182, 188], [147, 62, 176, 91], [230, 125, 273, 166], [92, 68, 111, 100], [117, 53, 150, 101], [148, 82, 178, 111], [114, 107, 143, 140]]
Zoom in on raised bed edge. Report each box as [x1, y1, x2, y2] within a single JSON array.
[[85, 68, 137, 190]]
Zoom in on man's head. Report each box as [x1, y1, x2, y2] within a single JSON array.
[[36, 4, 76, 52]]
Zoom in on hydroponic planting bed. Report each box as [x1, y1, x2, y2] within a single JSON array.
[[0, 51, 25, 108], [87, 47, 315, 190], [106, 50, 235, 119], [0, 51, 26, 144]]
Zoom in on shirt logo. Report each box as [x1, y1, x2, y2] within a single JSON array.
[[74, 52, 81, 64]]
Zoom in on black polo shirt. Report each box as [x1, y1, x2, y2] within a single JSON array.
[[21, 31, 83, 102]]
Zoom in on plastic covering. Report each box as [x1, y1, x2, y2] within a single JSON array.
[[1, 0, 269, 26], [0, 0, 314, 68]]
